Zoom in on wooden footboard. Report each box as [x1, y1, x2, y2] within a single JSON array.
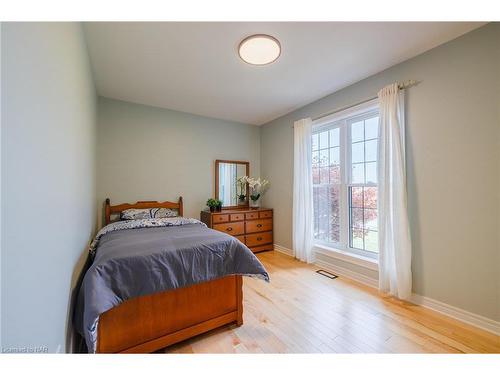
[[97, 275, 243, 353]]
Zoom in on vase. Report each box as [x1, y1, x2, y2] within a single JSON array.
[[238, 196, 247, 206], [250, 198, 260, 208]]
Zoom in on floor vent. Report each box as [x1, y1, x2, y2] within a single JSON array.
[[316, 269, 338, 279]]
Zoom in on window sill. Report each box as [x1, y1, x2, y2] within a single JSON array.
[[313, 244, 379, 271]]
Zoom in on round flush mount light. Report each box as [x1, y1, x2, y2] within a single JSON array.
[[238, 34, 281, 65]]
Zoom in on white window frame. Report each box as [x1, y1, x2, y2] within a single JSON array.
[[312, 99, 379, 260]]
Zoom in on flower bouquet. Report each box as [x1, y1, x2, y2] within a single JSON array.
[[247, 177, 270, 208]]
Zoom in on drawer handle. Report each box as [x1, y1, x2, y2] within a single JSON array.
[[257, 224, 262, 228], [257, 237, 262, 241], [227, 227, 233, 232]]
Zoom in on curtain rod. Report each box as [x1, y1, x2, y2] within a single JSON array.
[[306, 80, 419, 123]]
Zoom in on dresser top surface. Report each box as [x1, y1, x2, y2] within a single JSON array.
[[201, 207, 272, 214]]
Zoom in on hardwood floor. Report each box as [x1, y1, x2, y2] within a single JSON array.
[[162, 251, 500, 353]]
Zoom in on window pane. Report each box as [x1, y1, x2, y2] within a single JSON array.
[[365, 162, 377, 184], [312, 133, 319, 151], [314, 186, 329, 241], [346, 113, 379, 255], [365, 117, 379, 139], [312, 150, 319, 168], [351, 228, 364, 249], [319, 131, 329, 149], [320, 167, 329, 184], [364, 230, 378, 252], [351, 121, 364, 142], [313, 185, 318, 234], [351, 142, 364, 163], [351, 163, 365, 184], [330, 213, 340, 225], [349, 186, 379, 253], [313, 127, 340, 246], [364, 208, 378, 230], [329, 147, 340, 166], [319, 149, 329, 167], [330, 224, 340, 243], [351, 207, 364, 229], [329, 185, 340, 243], [365, 139, 377, 162], [329, 165, 341, 184], [364, 187, 377, 209], [329, 185, 340, 217], [314, 184, 341, 245], [351, 187, 363, 208], [312, 167, 319, 184], [329, 128, 340, 147]]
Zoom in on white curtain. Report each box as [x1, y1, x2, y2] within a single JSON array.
[[377, 83, 412, 300], [293, 118, 314, 263], [219, 163, 236, 206]]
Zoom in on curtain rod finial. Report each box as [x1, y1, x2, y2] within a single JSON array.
[[399, 79, 419, 89]]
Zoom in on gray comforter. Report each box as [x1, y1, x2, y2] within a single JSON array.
[[74, 218, 269, 353]]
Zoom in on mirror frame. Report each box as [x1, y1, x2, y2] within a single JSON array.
[[215, 159, 250, 209]]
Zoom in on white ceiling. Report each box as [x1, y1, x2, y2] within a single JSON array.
[[83, 22, 485, 125]]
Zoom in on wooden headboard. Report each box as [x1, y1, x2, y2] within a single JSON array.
[[104, 197, 183, 225]]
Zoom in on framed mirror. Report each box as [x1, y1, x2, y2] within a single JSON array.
[[215, 160, 250, 208]]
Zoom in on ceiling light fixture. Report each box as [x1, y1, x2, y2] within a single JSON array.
[[238, 34, 281, 66]]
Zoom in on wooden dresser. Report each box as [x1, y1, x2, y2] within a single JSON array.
[[200, 208, 273, 253]]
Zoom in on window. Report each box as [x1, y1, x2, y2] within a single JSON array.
[[312, 102, 379, 258]]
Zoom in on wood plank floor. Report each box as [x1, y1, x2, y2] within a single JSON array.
[[162, 251, 500, 353]]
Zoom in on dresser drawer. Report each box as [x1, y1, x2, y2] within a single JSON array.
[[246, 218, 273, 234], [213, 221, 244, 236], [259, 210, 273, 219], [230, 213, 245, 222], [249, 244, 273, 253], [212, 214, 229, 224], [235, 235, 246, 244], [245, 212, 259, 220], [245, 231, 273, 247]]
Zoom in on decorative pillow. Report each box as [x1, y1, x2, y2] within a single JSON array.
[[120, 208, 179, 220]]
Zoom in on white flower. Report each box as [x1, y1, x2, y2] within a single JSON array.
[[237, 175, 248, 184], [245, 176, 270, 195], [247, 178, 258, 189]]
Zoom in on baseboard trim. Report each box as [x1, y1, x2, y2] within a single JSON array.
[[409, 294, 500, 336], [273, 244, 293, 257], [315, 258, 500, 336]]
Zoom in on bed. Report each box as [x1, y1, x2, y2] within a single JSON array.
[[74, 197, 269, 353]]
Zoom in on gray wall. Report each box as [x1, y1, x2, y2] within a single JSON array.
[[260, 23, 500, 321], [1, 23, 97, 352], [96, 97, 261, 225]]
